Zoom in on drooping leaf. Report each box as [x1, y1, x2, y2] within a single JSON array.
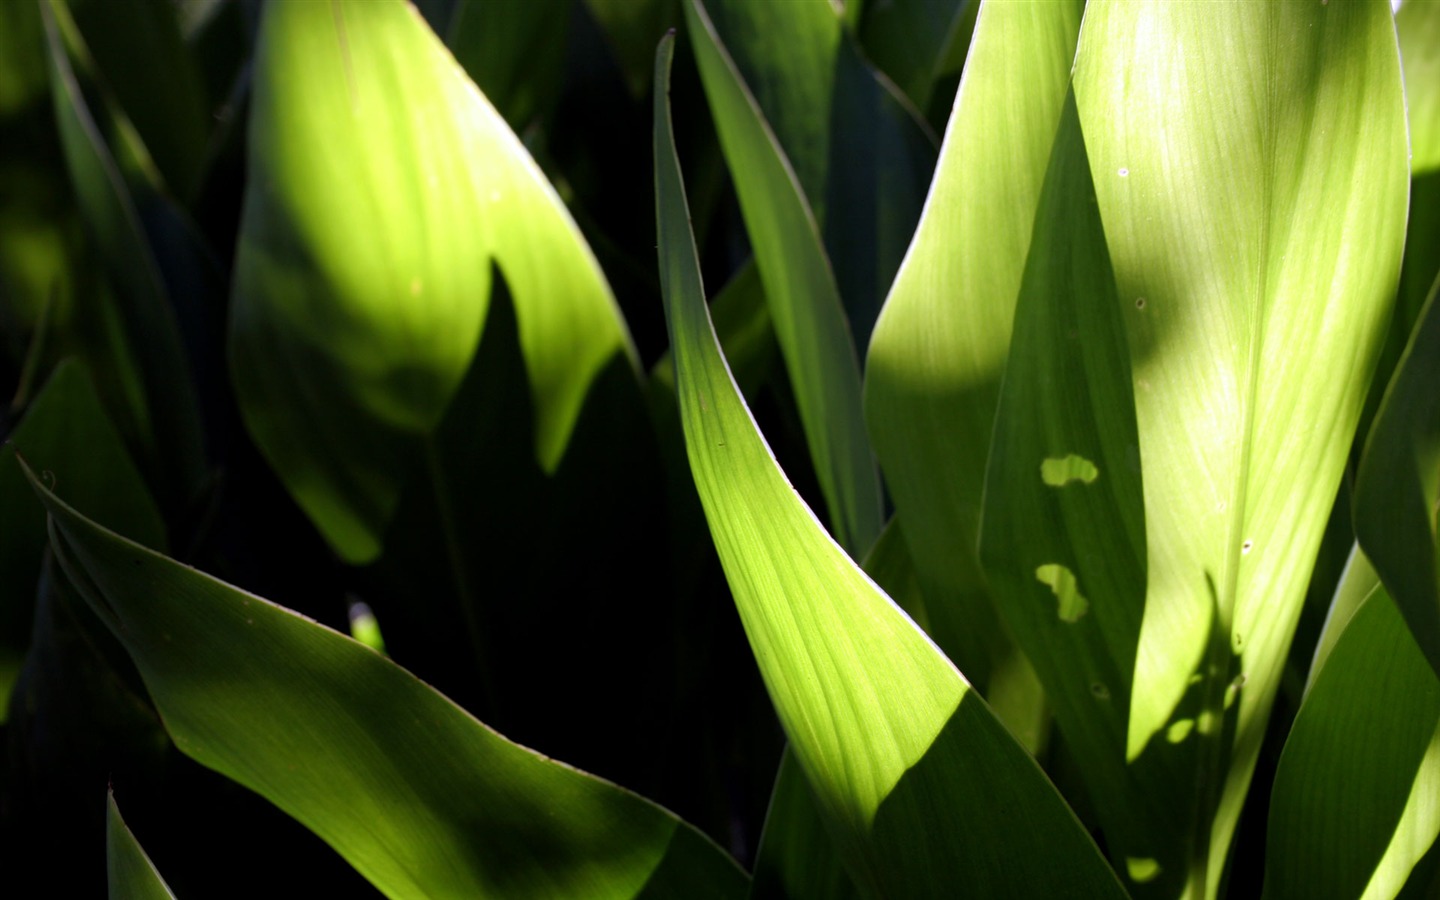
[[683, 0, 882, 557], [1071, 0, 1408, 892], [654, 32, 1124, 897], [26, 460, 747, 900], [1264, 582, 1440, 900], [1355, 272, 1440, 682], [107, 790, 176, 900], [230, 0, 635, 563], [864, 0, 1080, 703]]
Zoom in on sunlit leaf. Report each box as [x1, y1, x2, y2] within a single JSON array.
[[27, 460, 747, 900], [684, 0, 881, 557], [1071, 0, 1408, 891], [654, 32, 1124, 897], [864, 0, 1079, 706], [1400, 0, 1440, 176], [231, 0, 635, 563]]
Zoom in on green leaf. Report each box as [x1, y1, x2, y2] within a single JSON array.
[[654, 32, 1124, 897], [66, 0, 208, 200], [1264, 582, 1440, 899], [448, 0, 568, 130], [1356, 273, 1440, 682], [107, 790, 176, 900], [1400, 0, 1440, 176], [230, 0, 635, 563], [1070, 0, 1408, 891], [979, 91, 1171, 894], [864, 0, 1080, 702], [856, 0, 968, 114], [698, 0, 936, 347], [747, 751, 858, 900], [40, 0, 207, 516], [0, 359, 164, 717], [683, 0, 882, 557], [26, 460, 747, 900]]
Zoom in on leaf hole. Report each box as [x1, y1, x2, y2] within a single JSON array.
[[1040, 455, 1099, 487], [1035, 563, 1089, 622]]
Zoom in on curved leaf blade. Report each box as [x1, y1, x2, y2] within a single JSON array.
[[230, 0, 634, 562], [1072, 0, 1408, 889], [107, 790, 176, 900], [655, 33, 1124, 898], [1355, 273, 1440, 682], [26, 464, 746, 900], [1400, 0, 1440, 176], [1264, 581, 1440, 900], [683, 0, 881, 557], [863, 0, 1081, 697]]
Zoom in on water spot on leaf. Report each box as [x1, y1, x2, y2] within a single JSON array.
[[1166, 719, 1194, 743], [1242, 539, 1254, 554], [1090, 682, 1110, 701], [1126, 858, 1161, 884], [1135, 296, 1146, 310], [1040, 455, 1099, 487], [1118, 167, 1130, 177], [1035, 564, 1089, 622]]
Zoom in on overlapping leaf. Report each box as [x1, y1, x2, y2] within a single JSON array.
[[1355, 273, 1440, 682], [864, 0, 1080, 702], [28, 461, 746, 900], [683, 0, 881, 557], [1071, 1, 1407, 892], [230, 0, 635, 563], [654, 33, 1124, 897], [1265, 581, 1440, 899]]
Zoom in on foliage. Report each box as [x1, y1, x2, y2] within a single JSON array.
[[1, 0, 1438, 897]]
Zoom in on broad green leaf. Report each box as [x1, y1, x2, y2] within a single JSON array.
[[231, 0, 635, 563], [0, 359, 164, 716], [40, 0, 206, 517], [1264, 583, 1440, 900], [1355, 273, 1440, 682], [1072, 0, 1408, 892], [699, 0, 936, 347], [1400, 0, 1440, 176], [655, 33, 1124, 897], [448, 0, 568, 130], [979, 93, 1170, 895], [864, 0, 1080, 695], [684, 0, 881, 557], [107, 790, 176, 900], [26, 461, 747, 900]]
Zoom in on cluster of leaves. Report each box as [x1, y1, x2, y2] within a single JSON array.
[[1, 0, 1439, 897]]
